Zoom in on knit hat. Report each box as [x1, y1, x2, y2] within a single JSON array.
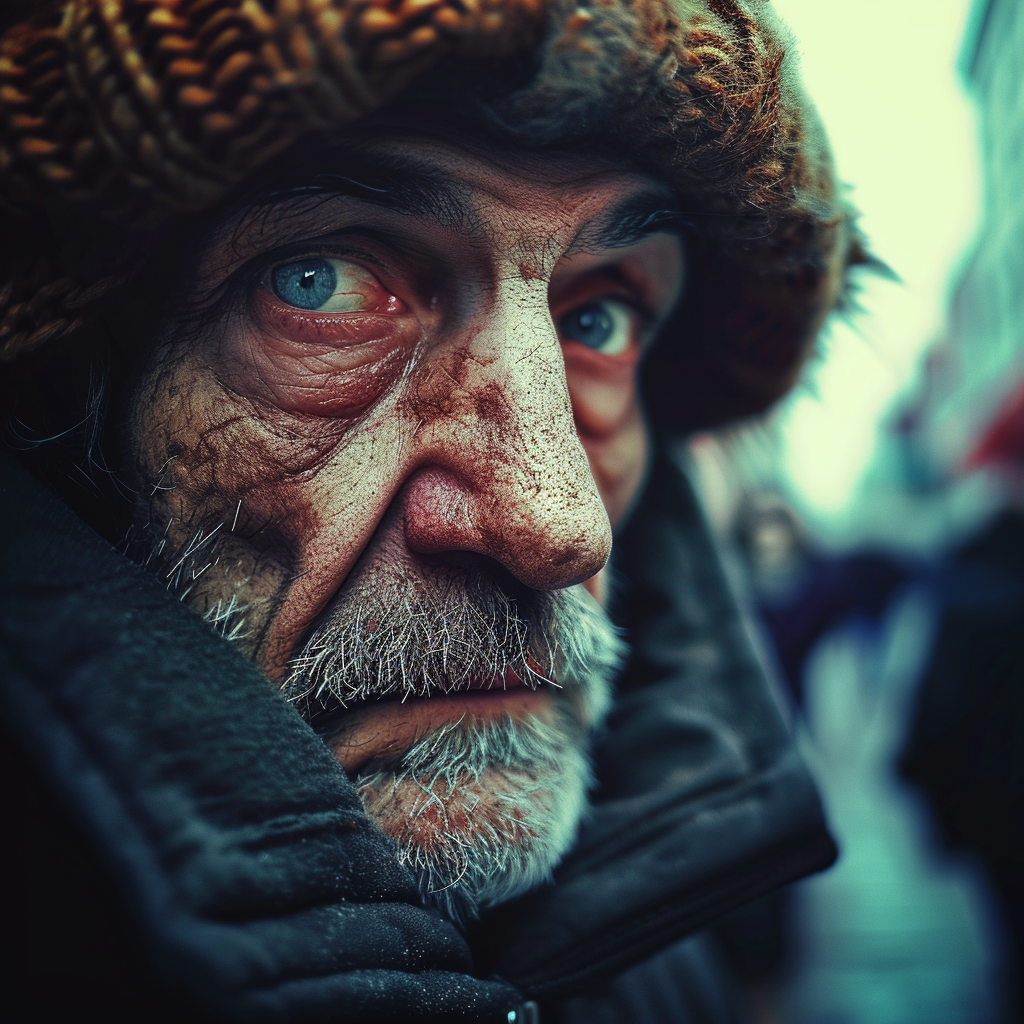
[[0, 0, 858, 432]]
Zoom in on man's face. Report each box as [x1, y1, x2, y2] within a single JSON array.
[[125, 128, 684, 919]]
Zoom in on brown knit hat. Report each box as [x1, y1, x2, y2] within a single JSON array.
[[0, 0, 857, 433]]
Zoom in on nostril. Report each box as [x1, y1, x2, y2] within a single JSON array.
[[400, 460, 610, 590], [551, 546, 581, 567], [410, 551, 540, 601]]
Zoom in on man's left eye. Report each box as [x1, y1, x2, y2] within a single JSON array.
[[559, 300, 634, 356], [270, 257, 383, 312]]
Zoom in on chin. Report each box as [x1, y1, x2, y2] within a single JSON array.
[[355, 709, 594, 925], [293, 577, 624, 922]]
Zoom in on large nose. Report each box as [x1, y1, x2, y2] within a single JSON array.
[[402, 281, 612, 590]]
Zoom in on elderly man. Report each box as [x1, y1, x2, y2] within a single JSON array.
[[0, 1, 852, 1020]]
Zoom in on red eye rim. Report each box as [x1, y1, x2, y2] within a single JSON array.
[[262, 256, 409, 317]]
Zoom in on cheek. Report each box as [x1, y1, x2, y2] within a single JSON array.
[[563, 344, 647, 524], [221, 290, 420, 417]]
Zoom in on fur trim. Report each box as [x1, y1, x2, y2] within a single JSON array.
[[0, 0, 857, 430]]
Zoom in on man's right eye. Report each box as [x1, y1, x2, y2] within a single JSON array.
[[270, 257, 387, 312]]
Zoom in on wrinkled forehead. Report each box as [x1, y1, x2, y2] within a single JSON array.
[[180, 124, 682, 289], [261, 112, 673, 192], [237, 121, 676, 231]]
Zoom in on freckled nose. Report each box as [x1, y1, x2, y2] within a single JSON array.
[[403, 287, 612, 590]]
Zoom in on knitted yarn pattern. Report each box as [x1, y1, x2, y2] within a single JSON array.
[[0, 0, 854, 428]]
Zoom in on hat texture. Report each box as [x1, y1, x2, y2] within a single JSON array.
[[0, 0, 857, 430]]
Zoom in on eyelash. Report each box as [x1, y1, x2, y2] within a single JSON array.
[[250, 242, 389, 288], [227, 232, 665, 344], [559, 278, 660, 331], [215, 223, 404, 306]]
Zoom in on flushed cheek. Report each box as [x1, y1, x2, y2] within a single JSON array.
[[129, 346, 414, 674], [244, 421, 414, 677], [221, 291, 419, 417]]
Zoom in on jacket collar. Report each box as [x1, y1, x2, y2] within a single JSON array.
[[0, 448, 834, 1014]]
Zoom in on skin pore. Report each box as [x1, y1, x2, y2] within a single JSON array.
[[123, 127, 684, 918]]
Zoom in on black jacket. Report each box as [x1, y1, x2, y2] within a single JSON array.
[[0, 448, 834, 1022]]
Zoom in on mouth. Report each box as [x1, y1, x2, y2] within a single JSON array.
[[305, 656, 550, 716], [311, 666, 556, 776]]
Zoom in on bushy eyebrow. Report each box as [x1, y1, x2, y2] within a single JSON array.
[[564, 190, 686, 256], [225, 152, 684, 271], [244, 152, 473, 232]]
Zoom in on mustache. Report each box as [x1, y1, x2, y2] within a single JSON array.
[[281, 565, 622, 727]]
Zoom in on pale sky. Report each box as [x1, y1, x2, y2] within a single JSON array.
[[767, 0, 982, 526]]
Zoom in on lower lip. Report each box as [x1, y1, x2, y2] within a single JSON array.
[[324, 688, 553, 775]]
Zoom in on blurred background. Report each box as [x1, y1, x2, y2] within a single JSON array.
[[683, 1, 1023, 1021]]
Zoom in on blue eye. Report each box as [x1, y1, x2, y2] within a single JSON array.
[[559, 301, 633, 355], [271, 258, 338, 310]]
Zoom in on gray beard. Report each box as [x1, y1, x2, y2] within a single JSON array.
[[356, 708, 595, 924], [134, 515, 624, 924], [284, 572, 623, 924], [281, 568, 617, 733]]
